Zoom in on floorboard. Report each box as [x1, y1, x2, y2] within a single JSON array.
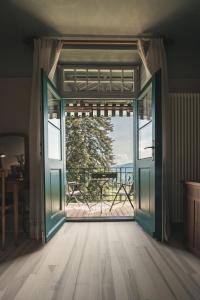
[[0, 222, 200, 300], [66, 201, 134, 218]]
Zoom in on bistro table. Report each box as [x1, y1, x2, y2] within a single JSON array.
[[90, 172, 117, 213]]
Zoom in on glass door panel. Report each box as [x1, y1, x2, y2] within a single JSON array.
[[134, 70, 162, 240], [42, 70, 65, 242]]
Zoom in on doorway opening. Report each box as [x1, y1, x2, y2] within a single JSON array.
[[44, 40, 163, 239], [56, 61, 140, 219], [64, 111, 134, 218]]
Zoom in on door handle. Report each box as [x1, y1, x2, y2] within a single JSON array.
[[144, 144, 157, 161], [144, 146, 155, 149]]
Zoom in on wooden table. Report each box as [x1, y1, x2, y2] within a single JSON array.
[[6, 179, 23, 244], [185, 181, 200, 258]]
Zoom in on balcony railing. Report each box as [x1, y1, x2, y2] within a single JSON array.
[[66, 166, 134, 203]]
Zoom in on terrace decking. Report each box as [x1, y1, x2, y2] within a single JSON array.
[[66, 167, 135, 218], [65, 201, 134, 218]]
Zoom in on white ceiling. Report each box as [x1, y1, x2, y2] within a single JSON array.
[[1, 0, 200, 42], [59, 48, 140, 65]]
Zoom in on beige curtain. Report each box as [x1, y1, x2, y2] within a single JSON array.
[[137, 39, 170, 241], [29, 39, 63, 241]]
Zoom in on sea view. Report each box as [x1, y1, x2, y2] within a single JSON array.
[[111, 162, 134, 183]]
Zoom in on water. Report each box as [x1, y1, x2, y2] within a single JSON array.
[[111, 162, 134, 183]]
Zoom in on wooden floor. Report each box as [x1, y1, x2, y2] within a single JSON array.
[[0, 222, 200, 300], [66, 201, 134, 217]]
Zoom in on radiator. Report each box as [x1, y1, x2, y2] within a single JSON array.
[[170, 93, 200, 223]]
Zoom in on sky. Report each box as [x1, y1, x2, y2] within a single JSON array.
[[109, 117, 133, 166]]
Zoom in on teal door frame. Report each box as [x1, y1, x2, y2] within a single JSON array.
[[42, 70, 66, 242], [134, 70, 162, 240]]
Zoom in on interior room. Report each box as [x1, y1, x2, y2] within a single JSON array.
[[0, 0, 200, 299]]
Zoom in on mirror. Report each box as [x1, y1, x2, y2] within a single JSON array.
[[0, 134, 28, 183], [0, 133, 29, 234]]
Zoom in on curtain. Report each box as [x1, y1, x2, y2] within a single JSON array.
[[29, 39, 63, 241], [137, 39, 170, 241]]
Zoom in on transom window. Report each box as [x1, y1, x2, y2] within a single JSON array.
[[59, 66, 138, 99]]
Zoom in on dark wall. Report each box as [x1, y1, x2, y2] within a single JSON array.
[[166, 41, 200, 92], [0, 43, 32, 136], [0, 43, 33, 78], [0, 77, 31, 135]]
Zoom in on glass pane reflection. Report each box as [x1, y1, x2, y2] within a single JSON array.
[[48, 89, 60, 129], [47, 85, 61, 160], [139, 122, 152, 159], [138, 85, 152, 128], [48, 123, 61, 160]]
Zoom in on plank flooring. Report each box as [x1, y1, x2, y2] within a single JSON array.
[[0, 222, 200, 300], [66, 201, 134, 217]]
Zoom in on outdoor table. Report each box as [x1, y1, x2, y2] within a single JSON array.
[[90, 172, 117, 213]]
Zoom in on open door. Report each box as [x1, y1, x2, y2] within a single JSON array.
[[134, 70, 162, 240], [42, 70, 66, 241]]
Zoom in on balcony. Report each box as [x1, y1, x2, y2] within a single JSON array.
[[65, 166, 134, 218]]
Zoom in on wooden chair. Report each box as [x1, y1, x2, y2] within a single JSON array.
[[0, 170, 14, 249]]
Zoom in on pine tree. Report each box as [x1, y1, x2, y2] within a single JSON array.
[[65, 116, 114, 184]]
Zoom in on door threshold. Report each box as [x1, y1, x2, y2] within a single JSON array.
[[65, 216, 135, 222]]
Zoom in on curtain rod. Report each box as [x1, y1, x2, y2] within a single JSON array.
[[61, 40, 138, 46], [24, 35, 168, 46]]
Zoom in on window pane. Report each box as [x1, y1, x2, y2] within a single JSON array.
[[48, 122, 61, 160], [76, 81, 87, 92], [99, 82, 111, 92], [123, 70, 134, 78], [138, 85, 152, 128], [76, 69, 87, 80], [111, 70, 122, 80], [47, 85, 61, 160], [138, 122, 152, 159], [88, 81, 98, 91], [62, 67, 135, 94], [111, 81, 122, 92], [88, 69, 98, 76], [63, 82, 77, 92], [48, 88, 60, 129], [99, 69, 110, 81], [64, 69, 75, 81], [123, 82, 133, 92]]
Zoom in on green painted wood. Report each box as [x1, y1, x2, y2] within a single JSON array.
[[42, 70, 66, 242], [134, 70, 162, 240]]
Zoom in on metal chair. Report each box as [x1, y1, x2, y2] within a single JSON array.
[[66, 181, 90, 209], [110, 181, 135, 211]]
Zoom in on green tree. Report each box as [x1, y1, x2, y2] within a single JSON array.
[[66, 116, 114, 176], [65, 116, 114, 202]]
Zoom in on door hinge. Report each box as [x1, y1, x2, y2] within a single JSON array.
[[40, 142, 43, 157]]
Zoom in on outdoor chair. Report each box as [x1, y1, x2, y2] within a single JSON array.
[[110, 181, 135, 211], [66, 181, 90, 209]]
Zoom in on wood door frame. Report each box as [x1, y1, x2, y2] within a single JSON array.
[[42, 70, 66, 242], [134, 70, 162, 240]]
